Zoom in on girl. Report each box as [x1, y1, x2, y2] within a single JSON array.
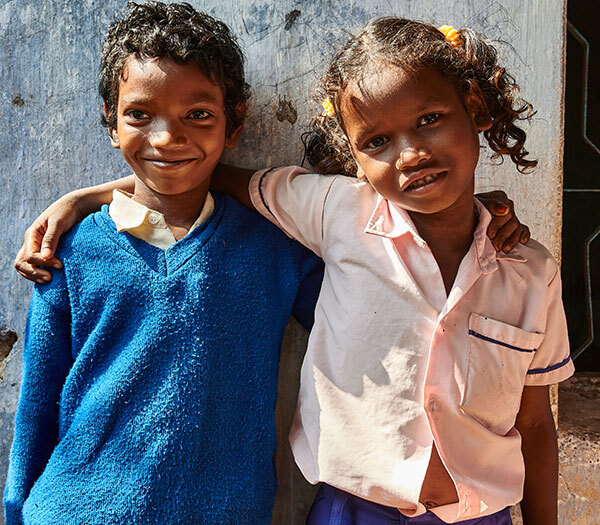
[[236, 18, 573, 525]]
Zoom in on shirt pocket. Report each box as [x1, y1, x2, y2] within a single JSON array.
[[460, 313, 544, 435]]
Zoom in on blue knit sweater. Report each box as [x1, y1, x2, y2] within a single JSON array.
[[4, 194, 322, 525]]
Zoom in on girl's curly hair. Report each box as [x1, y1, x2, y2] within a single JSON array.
[[99, 1, 250, 134], [304, 18, 537, 175]]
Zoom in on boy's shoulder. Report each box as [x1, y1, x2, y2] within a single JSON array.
[[54, 208, 114, 259]]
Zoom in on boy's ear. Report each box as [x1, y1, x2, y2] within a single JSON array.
[[465, 81, 492, 132], [224, 103, 247, 149], [104, 104, 120, 148]]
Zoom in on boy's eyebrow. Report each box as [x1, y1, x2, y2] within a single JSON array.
[[120, 91, 223, 106]]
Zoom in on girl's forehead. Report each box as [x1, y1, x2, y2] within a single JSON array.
[[341, 66, 459, 118]]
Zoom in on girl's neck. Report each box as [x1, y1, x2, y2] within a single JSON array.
[[132, 178, 210, 240], [408, 197, 477, 295]]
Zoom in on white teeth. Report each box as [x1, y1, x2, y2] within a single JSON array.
[[407, 172, 441, 190]]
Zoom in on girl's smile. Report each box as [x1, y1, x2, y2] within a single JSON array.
[[341, 66, 492, 216]]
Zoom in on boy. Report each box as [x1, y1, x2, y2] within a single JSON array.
[[4, 3, 322, 524]]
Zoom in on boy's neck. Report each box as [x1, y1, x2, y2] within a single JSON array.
[[408, 197, 477, 296], [132, 178, 211, 240]]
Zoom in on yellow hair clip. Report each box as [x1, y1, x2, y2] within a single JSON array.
[[322, 97, 335, 117], [438, 25, 462, 48]]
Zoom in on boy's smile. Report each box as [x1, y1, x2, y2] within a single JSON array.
[[341, 66, 492, 216], [109, 56, 239, 200]]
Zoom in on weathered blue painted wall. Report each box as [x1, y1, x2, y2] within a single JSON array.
[[0, 1, 565, 523]]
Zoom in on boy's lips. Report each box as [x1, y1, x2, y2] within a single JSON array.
[[401, 169, 448, 191], [142, 157, 197, 168]]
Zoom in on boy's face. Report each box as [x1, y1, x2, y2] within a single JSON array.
[[109, 56, 240, 196]]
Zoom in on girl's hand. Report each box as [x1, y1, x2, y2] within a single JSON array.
[[475, 191, 530, 253], [14, 176, 135, 284], [14, 194, 84, 283]]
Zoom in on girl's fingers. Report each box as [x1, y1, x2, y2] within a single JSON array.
[[25, 254, 62, 269], [14, 260, 53, 283], [40, 218, 62, 259]]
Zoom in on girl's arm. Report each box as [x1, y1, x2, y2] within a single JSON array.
[[515, 385, 558, 525], [14, 176, 134, 283], [14, 165, 527, 281]]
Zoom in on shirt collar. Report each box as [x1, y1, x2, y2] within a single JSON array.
[[364, 196, 527, 273], [108, 189, 215, 234]]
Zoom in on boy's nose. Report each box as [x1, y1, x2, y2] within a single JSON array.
[[395, 147, 431, 170], [148, 120, 187, 147]]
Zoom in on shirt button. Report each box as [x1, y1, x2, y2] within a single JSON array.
[[148, 212, 160, 225]]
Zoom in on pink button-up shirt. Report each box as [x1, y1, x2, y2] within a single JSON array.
[[249, 166, 574, 522]]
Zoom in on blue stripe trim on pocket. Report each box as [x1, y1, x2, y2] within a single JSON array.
[[258, 167, 277, 220], [527, 355, 571, 375], [468, 329, 536, 353]]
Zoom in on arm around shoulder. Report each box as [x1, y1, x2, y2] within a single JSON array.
[[14, 175, 134, 283]]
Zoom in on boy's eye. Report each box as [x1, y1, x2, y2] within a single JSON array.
[[126, 109, 150, 120], [188, 109, 210, 120], [364, 136, 388, 150], [417, 113, 441, 127]]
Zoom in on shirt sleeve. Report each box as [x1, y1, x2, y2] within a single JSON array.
[[4, 282, 72, 524], [249, 166, 338, 258], [525, 267, 574, 386]]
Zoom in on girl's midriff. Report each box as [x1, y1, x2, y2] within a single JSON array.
[[418, 444, 459, 509]]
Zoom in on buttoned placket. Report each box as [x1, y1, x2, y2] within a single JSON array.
[[367, 197, 502, 519]]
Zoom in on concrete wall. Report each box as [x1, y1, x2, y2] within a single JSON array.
[[0, 1, 565, 523]]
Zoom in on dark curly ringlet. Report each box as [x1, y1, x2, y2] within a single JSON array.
[[304, 18, 537, 176], [99, 1, 250, 135]]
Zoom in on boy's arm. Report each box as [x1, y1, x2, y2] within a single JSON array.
[[515, 385, 558, 525], [4, 286, 72, 523], [15, 166, 527, 280], [210, 163, 254, 208], [14, 176, 134, 283]]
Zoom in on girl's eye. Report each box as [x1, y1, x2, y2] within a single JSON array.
[[417, 113, 441, 127], [188, 110, 210, 120], [126, 110, 149, 120], [364, 136, 388, 150]]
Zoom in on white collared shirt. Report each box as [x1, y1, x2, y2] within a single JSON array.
[[249, 166, 574, 523], [108, 189, 214, 249]]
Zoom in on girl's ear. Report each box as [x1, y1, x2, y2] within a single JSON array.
[[225, 103, 247, 149], [356, 164, 367, 181], [104, 104, 120, 148], [465, 81, 492, 132]]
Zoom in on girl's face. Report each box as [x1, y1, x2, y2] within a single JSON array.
[[341, 66, 492, 215]]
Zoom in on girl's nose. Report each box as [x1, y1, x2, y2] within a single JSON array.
[[149, 120, 187, 147], [395, 147, 431, 170]]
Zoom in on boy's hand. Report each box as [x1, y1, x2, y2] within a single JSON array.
[[14, 194, 84, 283], [475, 190, 530, 252]]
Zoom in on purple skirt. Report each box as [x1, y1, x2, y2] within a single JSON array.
[[306, 484, 513, 525]]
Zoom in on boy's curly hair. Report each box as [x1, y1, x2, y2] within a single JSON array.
[[100, 1, 250, 134], [304, 18, 537, 175]]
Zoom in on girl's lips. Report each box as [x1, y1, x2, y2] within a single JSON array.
[[404, 170, 447, 192]]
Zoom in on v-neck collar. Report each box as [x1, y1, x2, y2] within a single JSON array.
[[94, 193, 226, 277]]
